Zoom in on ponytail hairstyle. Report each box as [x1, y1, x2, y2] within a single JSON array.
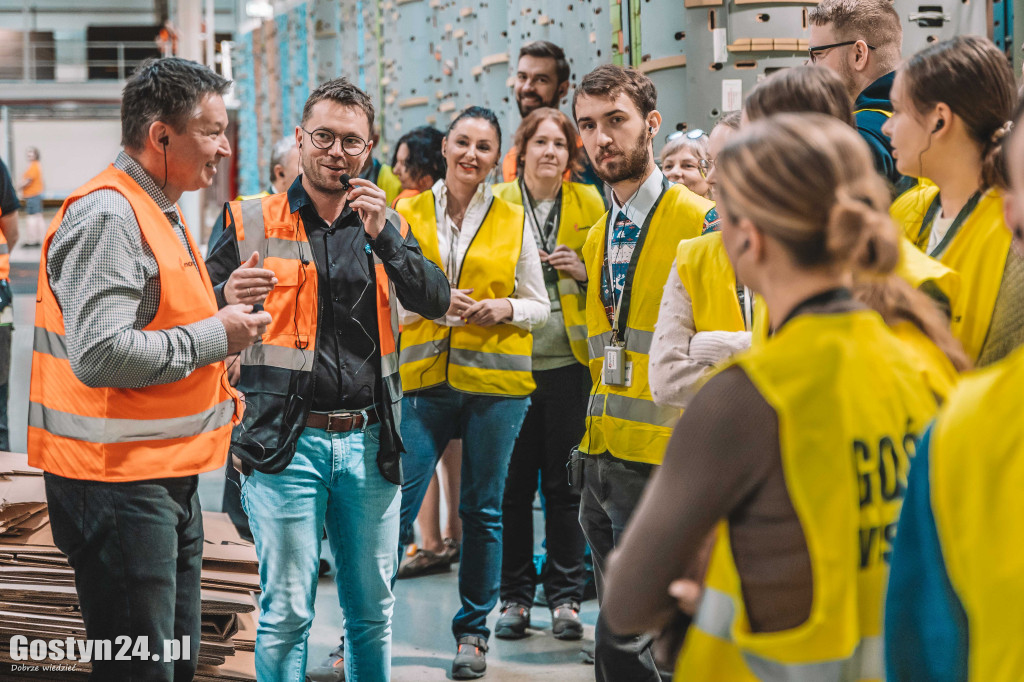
[[716, 112, 898, 275], [901, 35, 1016, 189], [743, 65, 854, 126]]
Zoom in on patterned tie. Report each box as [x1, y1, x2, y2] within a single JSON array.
[[601, 210, 641, 325]]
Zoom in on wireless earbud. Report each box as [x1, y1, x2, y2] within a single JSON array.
[[649, 126, 655, 134], [933, 119, 945, 133]]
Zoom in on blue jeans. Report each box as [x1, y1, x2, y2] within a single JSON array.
[[399, 385, 530, 642], [241, 423, 400, 682]]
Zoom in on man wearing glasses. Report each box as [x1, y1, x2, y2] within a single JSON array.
[[808, 0, 906, 188], [205, 78, 450, 682]]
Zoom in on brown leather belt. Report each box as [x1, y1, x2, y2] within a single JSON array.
[[306, 409, 379, 433]]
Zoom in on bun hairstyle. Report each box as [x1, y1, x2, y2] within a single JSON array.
[[715, 112, 898, 275], [743, 65, 854, 127], [901, 35, 1016, 190]]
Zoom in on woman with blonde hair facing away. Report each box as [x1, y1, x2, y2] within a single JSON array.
[[602, 113, 939, 680], [395, 105, 549, 679], [887, 35, 1023, 366], [659, 129, 711, 199], [490, 107, 605, 640]]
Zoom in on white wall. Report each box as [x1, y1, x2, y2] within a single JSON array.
[[9, 118, 122, 198]]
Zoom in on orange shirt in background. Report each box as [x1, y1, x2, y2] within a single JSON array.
[[22, 161, 43, 198]]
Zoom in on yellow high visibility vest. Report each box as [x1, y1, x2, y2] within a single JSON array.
[[581, 182, 714, 464], [677, 310, 937, 681], [891, 184, 1010, 363], [675, 232, 747, 334], [377, 164, 403, 207], [396, 189, 534, 396], [492, 180, 605, 365], [928, 343, 1024, 681]]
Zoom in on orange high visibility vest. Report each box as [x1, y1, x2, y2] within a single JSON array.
[[28, 166, 241, 481], [225, 192, 405, 404]]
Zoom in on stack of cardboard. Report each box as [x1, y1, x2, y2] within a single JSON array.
[[0, 453, 258, 680]]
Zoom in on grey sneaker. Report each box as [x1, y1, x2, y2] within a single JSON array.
[[452, 635, 488, 679], [305, 639, 344, 681], [551, 602, 583, 641], [494, 601, 531, 639]]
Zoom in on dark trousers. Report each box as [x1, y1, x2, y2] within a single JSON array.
[[580, 453, 660, 682], [0, 324, 12, 452], [500, 363, 589, 607], [44, 472, 204, 682]]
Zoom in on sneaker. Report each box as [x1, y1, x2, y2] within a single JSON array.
[[305, 640, 345, 681], [494, 601, 531, 640], [452, 635, 488, 679], [396, 547, 451, 579], [551, 602, 584, 641]]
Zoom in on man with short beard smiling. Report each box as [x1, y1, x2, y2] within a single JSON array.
[[572, 64, 716, 682], [205, 78, 449, 682]]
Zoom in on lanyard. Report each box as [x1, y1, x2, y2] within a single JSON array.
[[520, 180, 561, 253], [602, 176, 672, 343], [915, 190, 982, 259]]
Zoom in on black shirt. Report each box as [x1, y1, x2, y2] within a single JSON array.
[[207, 175, 451, 413], [0, 160, 19, 216]]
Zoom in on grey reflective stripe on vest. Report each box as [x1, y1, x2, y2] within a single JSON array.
[[381, 350, 400, 377], [449, 348, 531, 373], [28, 399, 235, 444], [587, 328, 654, 359], [694, 586, 734, 640], [604, 393, 679, 428], [240, 343, 315, 371], [587, 394, 606, 417], [238, 198, 267, 264], [34, 327, 68, 360], [557, 278, 581, 297], [695, 587, 883, 682], [401, 337, 450, 364], [567, 324, 588, 342]]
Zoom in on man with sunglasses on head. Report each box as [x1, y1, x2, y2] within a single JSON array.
[[205, 78, 449, 682], [808, 0, 906, 188]]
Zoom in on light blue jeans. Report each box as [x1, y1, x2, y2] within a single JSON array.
[[241, 423, 400, 682]]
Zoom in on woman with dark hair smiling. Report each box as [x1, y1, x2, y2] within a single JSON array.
[[395, 105, 549, 679]]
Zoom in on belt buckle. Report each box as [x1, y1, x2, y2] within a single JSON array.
[[326, 410, 367, 433]]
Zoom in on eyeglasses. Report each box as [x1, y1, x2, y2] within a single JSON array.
[[807, 40, 876, 63], [300, 127, 368, 156], [698, 158, 714, 179], [666, 128, 707, 142]]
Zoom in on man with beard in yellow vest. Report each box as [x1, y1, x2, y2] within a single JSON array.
[[572, 64, 716, 681]]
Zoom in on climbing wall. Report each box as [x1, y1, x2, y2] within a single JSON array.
[[231, 0, 1013, 195]]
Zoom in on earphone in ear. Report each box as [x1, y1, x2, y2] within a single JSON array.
[[649, 126, 655, 134], [739, 239, 751, 254], [933, 119, 945, 133], [159, 135, 169, 146]]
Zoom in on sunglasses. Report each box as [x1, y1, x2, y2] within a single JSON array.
[[666, 128, 707, 143]]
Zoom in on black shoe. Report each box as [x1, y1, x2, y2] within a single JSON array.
[[306, 640, 344, 681], [551, 602, 584, 641], [452, 635, 488, 679], [494, 601, 531, 639]]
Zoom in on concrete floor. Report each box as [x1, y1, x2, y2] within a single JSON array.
[[8, 226, 599, 681]]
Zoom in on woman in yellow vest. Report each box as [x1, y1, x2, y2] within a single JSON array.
[[885, 98, 1024, 682], [489, 107, 605, 639], [885, 35, 1022, 366], [601, 113, 939, 681], [394, 105, 550, 679]]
